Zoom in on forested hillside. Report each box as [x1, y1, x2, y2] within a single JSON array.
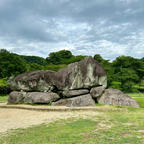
[[0, 49, 144, 93]]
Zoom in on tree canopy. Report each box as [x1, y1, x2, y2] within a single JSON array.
[[20, 55, 47, 65], [46, 50, 85, 65], [0, 49, 27, 78]]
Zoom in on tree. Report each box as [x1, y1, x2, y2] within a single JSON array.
[[46, 52, 62, 64], [46, 50, 85, 65], [20, 55, 47, 65], [46, 50, 72, 64], [112, 56, 144, 82], [141, 57, 144, 62], [28, 63, 44, 71], [0, 49, 28, 78], [111, 56, 144, 92], [94, 54, 103, 63]]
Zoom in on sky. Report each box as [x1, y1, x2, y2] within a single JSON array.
[[0, 0, 144, 60]]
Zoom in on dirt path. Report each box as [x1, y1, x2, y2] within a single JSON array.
[[0, 108, 100, 134]]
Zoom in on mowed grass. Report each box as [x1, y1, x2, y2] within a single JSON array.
[[127, 93, 144, 108], [133, 97, 144, 108], [0, 107, 144, 144], [127, 93, 144, 97], [0, 94, 8, 102]]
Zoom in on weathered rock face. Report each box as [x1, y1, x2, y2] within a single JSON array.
[[52, 94, 95, 107], [8, 91, 60, 104], [7, 70, 55, 92], [8, 91, 26, 104], [55, 57, 107, 90], [24, 92, 60, 104], [62, 89, 89, 98], [98, 89, 140, 108], [90, 86, 105, 98]]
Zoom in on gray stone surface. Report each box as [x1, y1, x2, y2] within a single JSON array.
[[55, 57, 107, 90], [7, 70, 55, 92], [24, 92, 60, 104], [97, 89, 140, 108], [52, 94, 95, 107], [8, 91, 26, 104], [90, 86, 105, 98], [7, 57, 109, 106], [62, 89, 89, 98]]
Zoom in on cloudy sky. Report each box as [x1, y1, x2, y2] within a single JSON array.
[[0, 0, 144, 60]]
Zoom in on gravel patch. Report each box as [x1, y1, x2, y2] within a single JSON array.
[[0, 108, 100, 134]]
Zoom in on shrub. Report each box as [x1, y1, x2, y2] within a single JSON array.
[[0, 85, 11, 94], [109, 81, 122, 90]]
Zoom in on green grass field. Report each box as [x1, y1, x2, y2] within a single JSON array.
[[133, 97, 144, 108], [0, 94, 8, 102], [127, 93, 144, 97], [0, 107, 144, 144], [0, 93, 144, 143], [127, 93, 144, 108]]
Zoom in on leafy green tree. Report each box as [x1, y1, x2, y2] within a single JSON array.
[[111, 56, 144, 92], [112, 56, 144, 82], [28, 63, 44, 71], [58, 50, 73, 59], [94, 54, 103, 63], [0, 49, 28, 78], [114, 68, 139, 83], [46, 50, 73, 64], [46, 50, 85, 65], [21, 55, 47, 65], [141, 57, 144, 62]]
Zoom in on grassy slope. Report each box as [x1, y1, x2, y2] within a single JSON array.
[[0, 107, 144, 144]]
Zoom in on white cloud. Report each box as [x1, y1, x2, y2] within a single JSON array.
[[0, 0, 144, 60]]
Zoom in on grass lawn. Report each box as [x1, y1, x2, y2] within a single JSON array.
[[132, 97, 144, 108], [127, 93, 144, 108], [127, 93, 144, 97], [0, 107, 144, 144], [0, 93, 144, 143], [0, 94, 8, 102]]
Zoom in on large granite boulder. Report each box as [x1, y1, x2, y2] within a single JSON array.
[[24, 92, 60, 104], [62, 89, 89, 98], [8, 91, 26, 104], [54, 57, 107, 90], [90, 86, 105, 98], [52, 94, 95, 107], [7, 57, 140, 108], [97, 89, 140, 108], [8, 57, 107, 92], [7, 70, 55, 92]]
